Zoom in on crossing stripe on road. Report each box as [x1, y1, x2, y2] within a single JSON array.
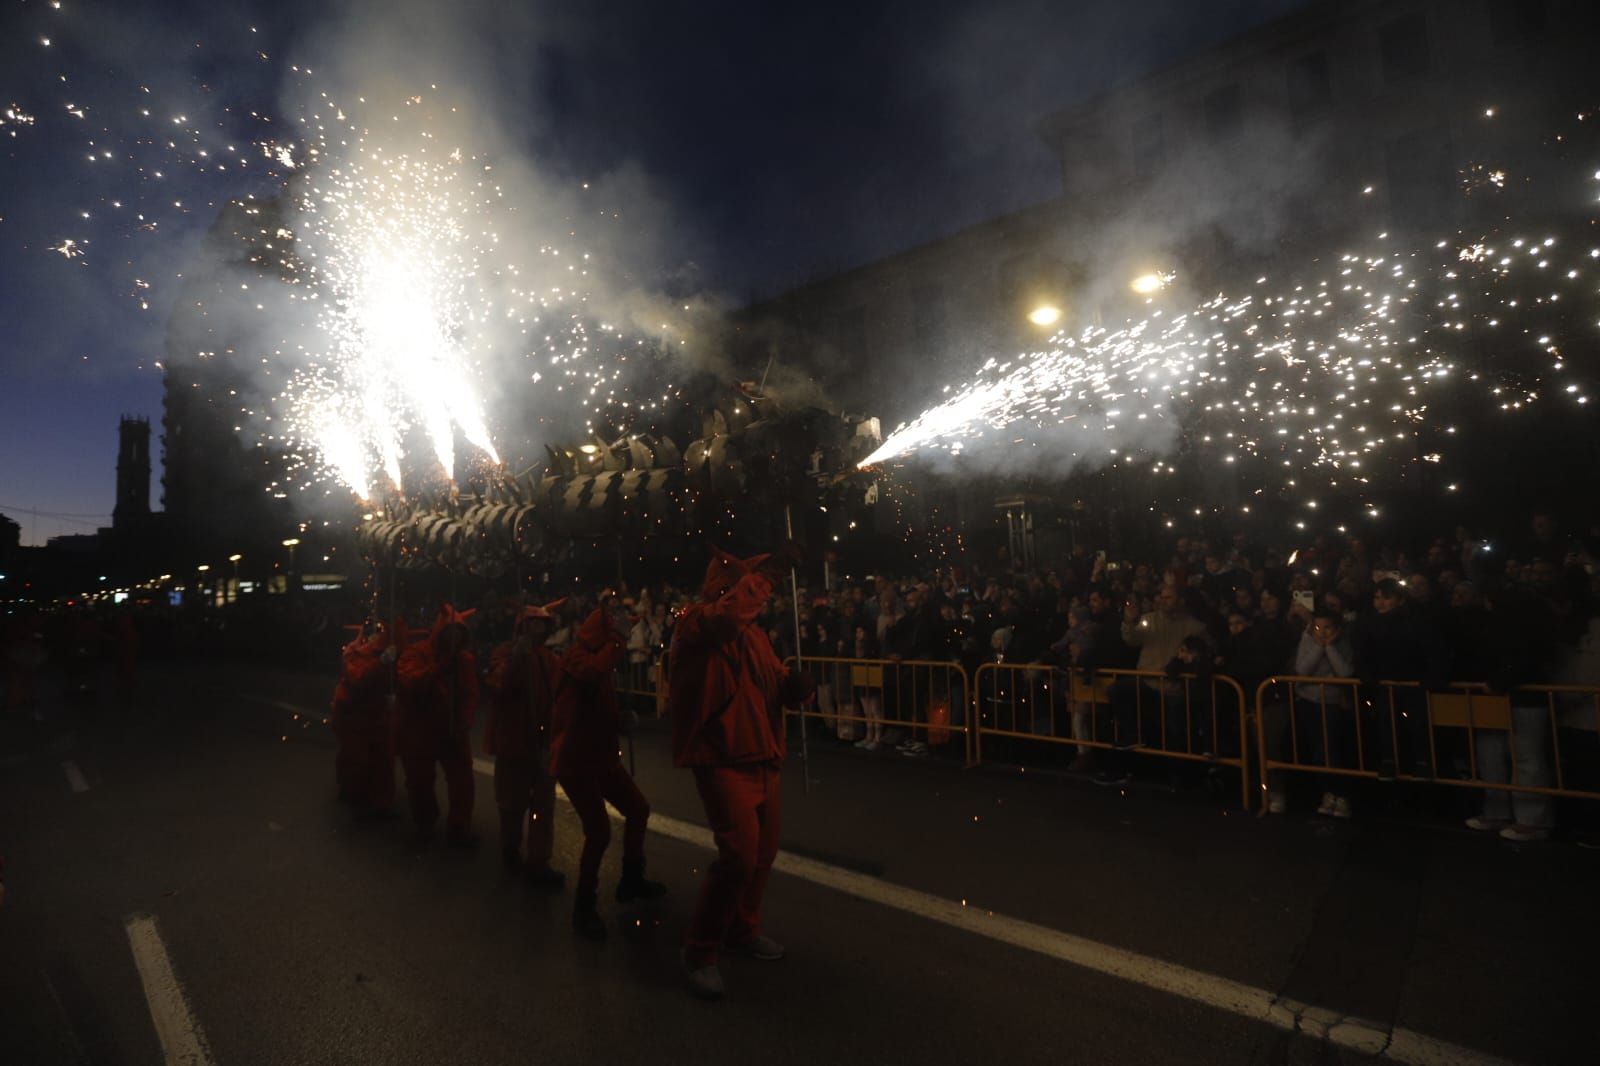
[[125, 914, 213, 1066], [61, 760, 89, 793], [470, 755, 1514, 1066]]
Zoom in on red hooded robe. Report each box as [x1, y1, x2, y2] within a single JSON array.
[[549, 606, 627, 778], [669, 549, 810, 768]]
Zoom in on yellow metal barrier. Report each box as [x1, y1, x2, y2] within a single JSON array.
[[616, 657, 665, 714], [973, 663, 1252, 809], [1256, 678, 1600, 806], [783, 656, 975, 766]]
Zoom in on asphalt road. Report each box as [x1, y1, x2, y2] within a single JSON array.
[[2, 661, 1596, 1065]]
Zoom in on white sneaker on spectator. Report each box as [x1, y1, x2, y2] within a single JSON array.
[[1315, 792, 1336, 816], [1499, 824, 1550, 843], [903, 741, 929, 757], [1465, 816, 1510, 832], [860, 739, 881, 751], [1267, 792, 1287, 815], [852, 738, 872, 749], [1331, 796, 1352, 820]]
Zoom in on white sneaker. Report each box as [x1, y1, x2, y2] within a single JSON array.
[[1465, 816, 1510, 832], [1315, 792, 1336, 816], [1331, 796, 1352, 820], [860, 739, 880, 751], [853, 738, 871, 749], [730, 933, 785, 960], [1499, 824, 1550, 843], [1266, 792, 1287, 815], [681, 951, 725, 1001]]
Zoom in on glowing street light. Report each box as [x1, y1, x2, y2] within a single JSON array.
[[196, 564, 211, 572], [1027, 304, 1062, 327], [1131, 272, 1171, 295], [282, 537, 301, 576]]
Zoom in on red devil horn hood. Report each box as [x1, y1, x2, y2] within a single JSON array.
[[429, 603, 476, 642], [701, 547, 770, 601], [575, 605, 614, 648]]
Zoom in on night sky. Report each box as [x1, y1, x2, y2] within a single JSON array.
[[0, 0, 1310, 544]]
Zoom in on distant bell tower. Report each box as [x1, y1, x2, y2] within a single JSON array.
[[114, 415, 152, 528]]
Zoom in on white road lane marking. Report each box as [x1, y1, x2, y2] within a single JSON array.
[[124, 914, 214, 1066], [495, 756, 1494, 1061], [61, 760, 90, 793]]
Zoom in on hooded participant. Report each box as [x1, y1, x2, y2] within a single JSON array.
[[397, 604, 479, 845], [669, 545, 814, 1000], [486, 601, 566, 887], [332, 619, 404, 815], [551, 594, 667, 939]]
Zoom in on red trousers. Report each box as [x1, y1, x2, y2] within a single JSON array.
[[495, 752, 556, 867], [685, 763, 782, 967], [558, 761, 650, 891], [336, 731, 396, 812], [400, 733, 474, 831]]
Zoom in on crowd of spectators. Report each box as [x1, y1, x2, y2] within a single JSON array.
[[570, 512, 1600, 840]]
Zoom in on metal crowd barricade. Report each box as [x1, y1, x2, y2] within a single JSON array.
[[783, 656, 974, 766], [615, 657, 666, 715], [1257, 678, 1600, 806], [972, 663, 1252, 809], [1254, 675, 1369, 804]]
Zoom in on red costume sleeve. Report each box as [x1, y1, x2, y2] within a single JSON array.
[[564, 610, 626, 680]]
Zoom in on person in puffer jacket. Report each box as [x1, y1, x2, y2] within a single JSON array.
[[669, 545, 814, 1000], [397, 604, 479, 846], [551, 595, 665, 939]]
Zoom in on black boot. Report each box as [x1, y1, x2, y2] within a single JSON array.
[[498, 809, 523, 873], [616, 855, 667, 902], [572, 888, 607, 940]]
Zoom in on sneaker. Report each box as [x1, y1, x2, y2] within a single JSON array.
[[853, 738, 872, 749], [1499, 824, 1550, 843], [1465, 816, 1510, 833], [1316, 792, 1337, 817], [903, 741, 929, 757], [729, 933, 785, 960], [1266, 792, 1287, 815], [681, 951, 725, 1001], [894, 738, 917, 752], [1331, 796, 1352, 820], [1093, 769, 1130, 787]]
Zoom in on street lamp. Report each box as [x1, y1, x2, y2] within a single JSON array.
[[1027, 304, 1062, 327], [282, 538, 300, 584], [1130, 271, 1171, 295]]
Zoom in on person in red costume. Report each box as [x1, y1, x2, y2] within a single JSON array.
[[332, 619, 402, 817], [485, 601, 565, 888], [670, 544, 813, 1000], [397, 604, 479, 846], [551, 593, 666, 939]]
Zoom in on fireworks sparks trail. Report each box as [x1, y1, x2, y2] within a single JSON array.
[[862, 209, 1600, 505], [4, 4, 684, 502]]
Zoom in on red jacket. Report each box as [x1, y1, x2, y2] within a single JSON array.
[[669, 551, 809, 768], [485, 639, 561, 758], [397, 607, 478, 740], [550, 607, 627, 777]]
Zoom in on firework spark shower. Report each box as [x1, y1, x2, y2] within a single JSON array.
[[282, 126, 504, 497]]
